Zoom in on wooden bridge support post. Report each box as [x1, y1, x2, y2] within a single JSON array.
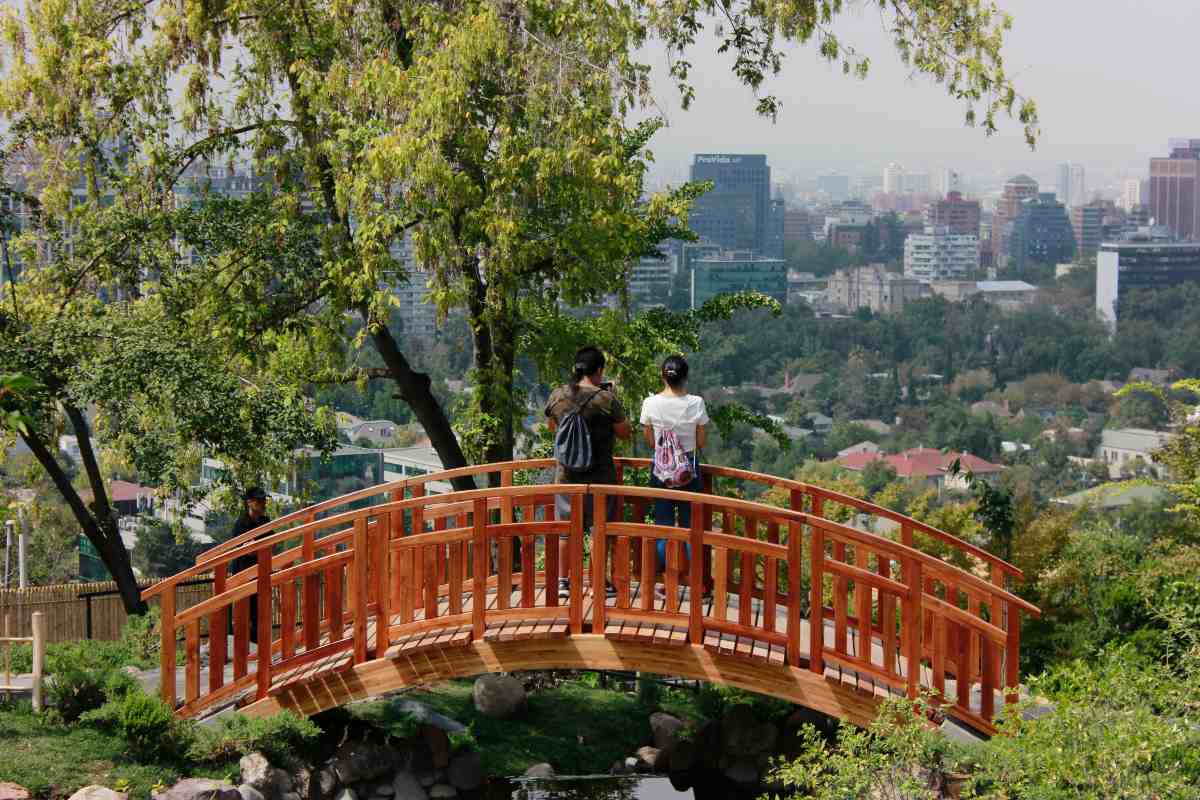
[[569, 493, 584, 635], [160, 586, 176, 707], [209, 563, 227, 694], [593, 489, 608, 633], [472, 499, 487, 640], [688, 501, 704, 644], [809, 520, 824, 676], [352, 517, 369, 664], [787, 512, 802, 668], [256, 548, 272, 699], [903, 558, 924, 700]]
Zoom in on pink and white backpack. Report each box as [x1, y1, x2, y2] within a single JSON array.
[[653, 429, 695, 488]]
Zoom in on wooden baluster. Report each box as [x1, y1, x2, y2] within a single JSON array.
[[879, 556, 897, 677], [966, 594, 981, 688], [593, 489, 608, 634], [498, 524, 512, 611], [991, 566, 1007, 689], [185, 620, 200, 704], [1005, 606, 1021, 708], [738, 516, 754, 627], [160, 587, 176, 707], [375, 511, 391, 658], [640, 520, 655, 612], [327, 558, 344, 642], [546, 524, 560, 609], [944, 582, 959, 679], [787, 514, 802, 667], [569, 493, 584, 635], [303, 518, 320, 652], [833, 542, 848, 657], [280, 577, 296, 660], [900, 522, 913, 548], [665, 538, 680, 614], [434, 516, 447, 589], [472, 498, 488, 639], [980, 636, 996, 722], [809, 518, 825, 676], [448, 528, 464, 616], [903, 558, 923, 699], [855, 545, 872, 663], [763, 557, 777, 634], [423, 543, 437, 624], [931, 610, 946, 704], [233, 596, 249, 680], [410, 486, 426, 621], [351, 517, 369, 664], [256, 548, 272, 698], [702, 474, 715, 593], [208, 563, 227, 694], [389, 489, 404, 617], [721, 507, 735, 597], [689, 501, 705, 644], [616, 534, 631, 609]]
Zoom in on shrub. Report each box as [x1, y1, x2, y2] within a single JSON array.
[[118, 691, 186, 761], [191, 711, 321, 764], [47, 666, 109, 723]]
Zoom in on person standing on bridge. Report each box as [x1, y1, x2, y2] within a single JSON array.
[[640, 355, 708, 597], [229, 486, 272, 645], [545, 345, 631, 600]]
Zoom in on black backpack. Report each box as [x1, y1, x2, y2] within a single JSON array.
[[554, 389, 602, 473]]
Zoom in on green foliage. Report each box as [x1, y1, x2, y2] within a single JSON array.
[[117, 691, 186, 762], [46, 665, 111, 723], [190, 711, 321, 765], [695, 682, 792, 724], [636, 675, 662, 708]]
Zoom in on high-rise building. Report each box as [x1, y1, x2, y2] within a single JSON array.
[[1097, 239, 1200, 328], [925, 191, 981, 236], [904, 227, 981, 281], [1149, 139, 1200, 241], [783, 208, 814, 246], [690, 250, 787, 308], [767, 198, 786, 259], [1009, 193, 1076, 272], [1057, 162, 1086, 208], [1120, 177, 1143, 211], [992, 174, 1040, 266], [883, 162, 906, 195], [688, 154, 773, 256], [628, 252, 676, 307], [936, 168, 963, 197], [904, 173, 932, 195], [816, 173, 850, 202], [827, 264, 930, 314], [1070, 202, 1105, 259]]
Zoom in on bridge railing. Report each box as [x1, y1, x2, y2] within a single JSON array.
[[143, 458, 1038, 733]]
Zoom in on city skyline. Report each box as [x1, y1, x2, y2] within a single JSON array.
[[639, 0, 1196, 189]]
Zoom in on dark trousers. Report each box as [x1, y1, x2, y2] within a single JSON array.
[[650, 455, 702, 569]]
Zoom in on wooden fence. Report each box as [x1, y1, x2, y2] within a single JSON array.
[[0, 579, 212, 644]]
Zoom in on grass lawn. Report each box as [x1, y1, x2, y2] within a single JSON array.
[[0, 703, 236, 800], [343, 677, 703, 777]]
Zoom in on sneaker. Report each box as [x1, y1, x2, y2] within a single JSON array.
[[606, 581, 617, 599], [654, 585, 669, 602], [557, 579, 571, 600]]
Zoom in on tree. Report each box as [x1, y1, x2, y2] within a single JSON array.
[[132, 518, 206, 580], [861, 460, 898, 497]]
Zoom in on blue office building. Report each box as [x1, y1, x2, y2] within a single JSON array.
[[689, 154, 781, 258]]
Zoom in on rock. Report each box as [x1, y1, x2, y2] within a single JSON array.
[[240, 753, 293, 799], [421, 725, 450, 769], [522, 764, 555, 778], [372, 784, 394, 797], [723, 762, 759, 785], [609, 761, 634, 776], [720, 705, 777, 760], [332, 741, 403, 786], [153, 779, 241, 800], [120, 665, 141, 679], [290, 769, 311, 800], [427, 788, 455, 800], [66, 788, 123, 800], [634, 746, 663, 773], [237, 787, 265, 800], [279, 793, 300, 800], [334, 789, 356, 800], [314, 770, 338, 800], [0, 784, 31, 800], [388, 700, 467, 735], [648, 712, 685, 753], [446, 753, 482, 791], [667, 739, 696, 773], [389, 774, 426, 800], [472, 674, 526, 719], [415, 774, 437, 789], [624, 757, 640, 772]]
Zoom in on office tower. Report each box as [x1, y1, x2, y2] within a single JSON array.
[[1097, 239, 1200, 328], [883, 162, 906, 195], [1149, 139, 1200, 241], [1057, 162, 1086, 208], [688, 154, 772, 255], [1070, 203, 1105, 259], [904, 173, 931, 195], [904, 227, 981, 281], [1009, 193, 1076, 272], [1120, 177, 1143, 211], [925, 191, 981, 236], [816, 173, 850, 202], [767, 198, 786, 259], [783, 208, 814, 246], [937, 168, 963, 197], [992, 175, 1040, 266], [689, 251, 787, 308]]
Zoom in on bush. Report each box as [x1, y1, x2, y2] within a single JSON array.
[[47, 666, 109, 723], [118, 691, 186, 761], [696, 682, 792, 723], [191, 711, 321, 764]]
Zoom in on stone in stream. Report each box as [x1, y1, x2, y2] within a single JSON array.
[[65, 788, 125, 800], [390, 773, 427, 800], [634, 747, 663, 773], [332, 741, 403, 785], [609, 760, 634, 776], [648, 712, 684, 753], [153, 778, 241, 800], [720, 704, 778, 762], [313, 769, 338, 800], [237, 786, 264, 800], [371, 783, 395, 797], [471, 674, 526, 719], [334, 789, 356, 800], [0, 784, 30, 800], [240, 753, 293, 799], [388, 700, 466, 734], [446, 753, 482, 791], [522, 764, 555, 778], [421, 725, 451, 769]]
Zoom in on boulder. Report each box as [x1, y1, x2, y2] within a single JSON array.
[[421, 725, 450, 769], [313, 770, 338, 800], [414, 774, 437, 789], [608, 761, 634, 776], [472, 674, 526, 719], [334, 789, 356, 800], [720, 705, 777, 761], [667, 739, 696, 773], [0, 784, 30, 800], [240, 753, 293, 799], [332, 741, 402, 785], [372, 784, 394, 797], [390, 774, 426, 800], [66, 787, 124, 800], [634, 747, 663, 773], [522, 764, 555, 778], [446, 753, 482, 791], [388, 700, 466, 735], [648, 712, 684, 753], [290, 769, 311, 800], [153, 779, 241, 800], [427, 788, 456, 800], [723, 761, 759, 786], [237, 787, 265, 800]]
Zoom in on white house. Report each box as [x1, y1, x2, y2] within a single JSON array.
[[1097, 428, 1173, 479]]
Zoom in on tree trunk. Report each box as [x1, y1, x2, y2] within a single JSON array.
[[20, 426, 147, 614], [367, 316, 476, 492]]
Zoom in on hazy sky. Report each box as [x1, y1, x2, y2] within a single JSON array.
[[640, 0, 1198, 190]]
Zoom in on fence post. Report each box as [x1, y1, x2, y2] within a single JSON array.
[[31, 611, 45, 712], [809, 520, 824, 676], [160, 587, 176, 707]]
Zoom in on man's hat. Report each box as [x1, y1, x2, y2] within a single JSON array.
[[243, 486, 268, 501]]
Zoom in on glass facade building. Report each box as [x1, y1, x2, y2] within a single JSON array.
[[1009, 193, 1076, 273], [690, 251, 787, 308], [688, 154, 779, 258], [1097, 240, 1200, 329]]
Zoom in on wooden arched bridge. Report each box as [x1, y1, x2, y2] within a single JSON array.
[[144, 459, 1039, 736]]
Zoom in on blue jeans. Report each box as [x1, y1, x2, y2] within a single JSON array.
[[649, 454, 701, 569]]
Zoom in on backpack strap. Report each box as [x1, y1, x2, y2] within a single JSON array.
[[572, 386, 603, 415]]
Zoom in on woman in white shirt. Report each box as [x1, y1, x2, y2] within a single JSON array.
[[640, 355, 708, 576]]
